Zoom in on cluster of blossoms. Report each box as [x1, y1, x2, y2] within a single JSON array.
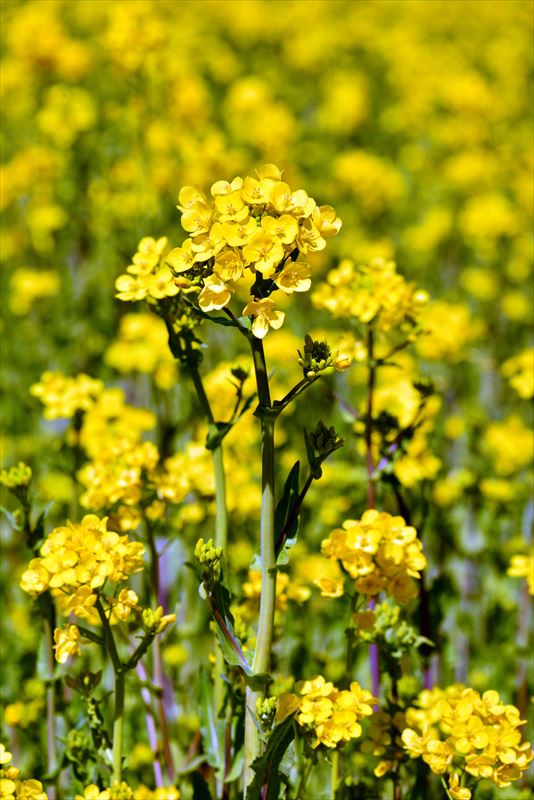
[[75, 387, 159, 524], [276, 675, 377, 749], [30, 371, 103, 419], [9, 267, 60, 315], [115, 236, 177, 303], [0, 743, 47, 799], [115, 165, 342, 338], [507, 549, 534, 595], [312, 258, 428, 332], [482, 415, 533, 477], [75, 783, 180, 800], [19, 514, 145, 661], [318, 510, 426, 603], [500, 348, 534, 399], [401, 685, 533, 797], [415, 300, 483, 362], [105, 312, 178, 391]]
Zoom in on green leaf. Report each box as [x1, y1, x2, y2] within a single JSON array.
[[225, 746, 244, 783], [0, 505, 20, 530], [208, 563, 270, 689], [245, 716, 296, 800], [199, 667, 225, 772], [274, 461, 300, 563]]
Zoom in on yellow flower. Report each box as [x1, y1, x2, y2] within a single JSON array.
[[242, 230, 284, 277], [242, 298, 285, 339], [261, 214, 298, 245], [53, 624, 80, 664], [284, 675, 377, 749], [198, 274, 233, 312], [214, 249, 244, 282], [321, 510, 426, 603], [270, 182, 316, 217], [314, 577, 344, 597], [20, 514, 145, 599], [507, 552, 534, 594], [112, 589, 139, 622], [190, 222, 225, 262], [501, 349, 534, 399], [221, 216, 258, 247], [9, 268, 60, 315], [275, 262, 311, 294], [166, 239, 196, 273], [30, 372, 103, 419], [75, 786, 111, 800]]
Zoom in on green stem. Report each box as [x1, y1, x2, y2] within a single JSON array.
[[143, 514, 175, 782], [112, 671, 125, 784], [244, 336, 277, 795], [95, 598, 124, 783], [43, 612, 57, 800], [187, 361, 229, 792], [330, 749, 339, 800], [440, 776, 454, 800], [294, 758, 313, 800]]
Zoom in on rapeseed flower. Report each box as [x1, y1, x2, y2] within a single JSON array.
[[320, 509, 426, 603], [277, 674, 377, 749]]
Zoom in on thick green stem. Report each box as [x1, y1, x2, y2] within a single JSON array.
[[187, 364, 228, 555], [330, 749, 339, 800], [43, 614, 57, 800], [96, 598, 124, 783], [112, 670, 125, 784], [294, 758, 313, 799], [187, 362, 229, 792], [244, 336, 277, 795]]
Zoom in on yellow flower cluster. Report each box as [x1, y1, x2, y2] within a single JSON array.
[[319, 510, 426, 603], [312, 258, 428, 332], [76, 784, 180, 800], [104, 312, 177, 390], [115, 236, 177, 303], [9, 268, 60, 315], [276, 675, 377, 749], [507, 550, 534, 595], [500, 349, 534, 399], [402, 685, 533, 795], [76, 387, 159, 522], [0, 744, 47, 800], [30, 371, 103, 419], [482, 415, 533, 476], [163, 164, 341, 338], [416, 301, 483, 362], [20, 514, 145, 598]]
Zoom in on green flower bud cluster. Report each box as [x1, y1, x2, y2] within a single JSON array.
[[195, 537, 223, 581], [255, 695, 277, 730], [0, 462, 32, 490], [110, 782, 134, 800], [305, 420, 345, 479], [141, 606, 176, 634], [298, 334, 334, 380]]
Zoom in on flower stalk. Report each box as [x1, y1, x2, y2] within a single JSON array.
[[243, 335, 277, 793]]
